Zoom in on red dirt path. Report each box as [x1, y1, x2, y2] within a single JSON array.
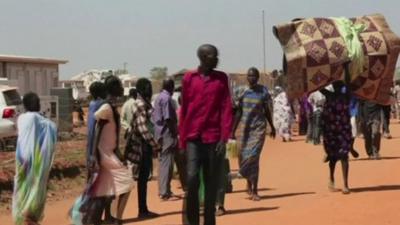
[[1, 123, 400, 225]]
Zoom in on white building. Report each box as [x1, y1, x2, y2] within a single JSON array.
[[59, 80, 88, 100], [70, 69, 139, 97]]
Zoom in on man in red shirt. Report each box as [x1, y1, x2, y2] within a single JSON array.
[[179, 44, 233, 225]]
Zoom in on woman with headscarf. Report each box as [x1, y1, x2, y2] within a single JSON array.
[[273, 86, 294, 142], [12, 92, 57, 225]]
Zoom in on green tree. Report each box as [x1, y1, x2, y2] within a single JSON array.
[[150, 67, 168, 80]]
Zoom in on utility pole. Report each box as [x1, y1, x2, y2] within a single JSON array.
[[123, 62, 128, 73], [262, 10, 266, 76]]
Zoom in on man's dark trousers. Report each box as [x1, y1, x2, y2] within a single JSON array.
[[185, 140, 223, 225], [138, 143, 153, 214]]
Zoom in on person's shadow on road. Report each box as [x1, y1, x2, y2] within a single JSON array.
[[351, 156, 400, 161], [122, 210, 182, 224], [260, 191, 315, 200], [230, 187, 274, 194], [351, 185, 400, 193], [121, 207, 279, 225], [223, 206, 279, 215]]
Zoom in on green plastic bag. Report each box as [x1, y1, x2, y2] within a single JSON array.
[[199, 167, 205, 206]]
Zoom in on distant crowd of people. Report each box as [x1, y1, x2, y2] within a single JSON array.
[[11, 44, 400, 225]]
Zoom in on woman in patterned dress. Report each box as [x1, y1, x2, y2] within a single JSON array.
[[232, 67, 275, 201], [13, 93, 57, 225], [273, 86, 295, 142], [320, 65, 353, 194], [299, 94, 312, 136]]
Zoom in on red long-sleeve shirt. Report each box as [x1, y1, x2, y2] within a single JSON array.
[[179, 69, 233, 149]]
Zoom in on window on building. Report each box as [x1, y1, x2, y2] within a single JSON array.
[[50, 102, 57, 118]]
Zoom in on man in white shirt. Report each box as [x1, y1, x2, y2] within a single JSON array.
[[121, 88, 137, 135]]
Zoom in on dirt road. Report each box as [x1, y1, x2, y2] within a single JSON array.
[[2, 123, 400, 225]]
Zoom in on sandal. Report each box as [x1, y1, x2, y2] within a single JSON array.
[[246, 188, 253, 196], [342, 187, 350, 195], [328, 181, 336, 192], [252, 194, 261, 201], [216, 207, 226, 216]]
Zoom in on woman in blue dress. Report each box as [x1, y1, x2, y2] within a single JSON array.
[[232, 67, 276, 201]]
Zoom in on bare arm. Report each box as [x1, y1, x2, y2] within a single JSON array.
[[220, 76, 233, 143], [120, 102, 131, 131], [264, 95, 276, 138], [231, 103, 242, 139]]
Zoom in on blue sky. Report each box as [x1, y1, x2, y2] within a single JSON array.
[[1, 0, 399, 79]]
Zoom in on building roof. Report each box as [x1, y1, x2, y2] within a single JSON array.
[[0, 54, 68, 64], [59, 80, 84, 83], [0, 84, 18, 92]]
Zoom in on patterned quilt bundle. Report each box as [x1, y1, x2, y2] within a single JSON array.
[[273, 14, 400, 104]]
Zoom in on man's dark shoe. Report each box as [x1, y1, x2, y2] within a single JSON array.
[[138, 211, 159, 219]]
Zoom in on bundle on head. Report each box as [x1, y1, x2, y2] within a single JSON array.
[[273, 14, 400, 105]]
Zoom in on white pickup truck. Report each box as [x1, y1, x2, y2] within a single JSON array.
[[0, 85, 22, 150]]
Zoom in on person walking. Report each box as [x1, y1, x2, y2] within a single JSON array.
[[12, 93, 57, 225], [349, 96, 360, 159], [179, 44, 233, 225], [232, 67, 275, 201], [393, 81, 400, 121], [299, 94, 312, 136], [71, 76, 134, 225], [86, 82, 107, 169], [124, 78, 161, 218], [320, 65, 352, 194], [273, 86, 293, 142], [307, 90, 325, 145], [382, 104, 392, 139], [152, 78, 179, 200], [359, 99, 383, 159]]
